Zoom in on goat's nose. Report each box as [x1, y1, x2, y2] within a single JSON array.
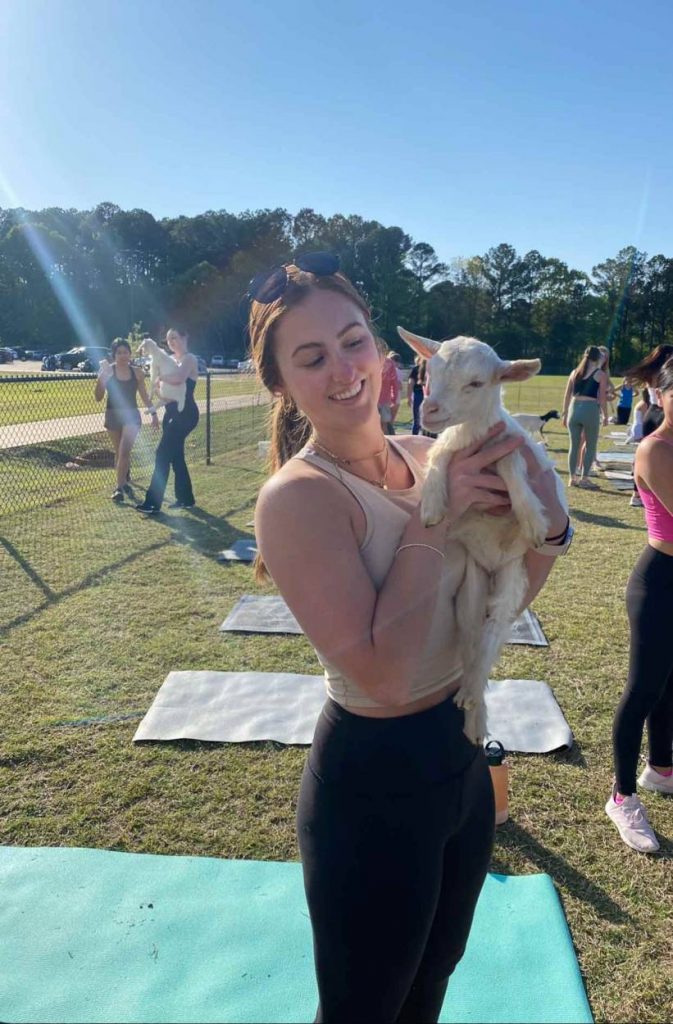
[[423, 398, 440, 415]]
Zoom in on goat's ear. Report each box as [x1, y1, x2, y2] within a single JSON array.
[[397, 326, 441, 360], [498, 359, 541, 382]]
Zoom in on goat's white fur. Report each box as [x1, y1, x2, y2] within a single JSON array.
[[397, 327, 568, 744], [138, 338, 186, 412]]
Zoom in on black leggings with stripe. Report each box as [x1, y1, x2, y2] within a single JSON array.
[[297, 696, 494, 1023], [613, 546, 673, 794]]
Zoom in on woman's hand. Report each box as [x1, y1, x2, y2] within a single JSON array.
[[444, 423, 524, 520], [98, 364, 113, 385]]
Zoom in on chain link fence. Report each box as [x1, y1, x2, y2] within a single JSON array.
[[0, 371, 271, 518]]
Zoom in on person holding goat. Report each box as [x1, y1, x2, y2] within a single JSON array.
[[250, 252, 568, 1023], [136, 327, 199, 515]]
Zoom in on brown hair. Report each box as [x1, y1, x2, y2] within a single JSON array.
[[249, 265, 377, 580], [573, 345, 602, 382], [624, 344, 673, 387]]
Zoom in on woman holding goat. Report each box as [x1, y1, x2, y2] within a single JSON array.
[[250, 253, 568, 1022], [136, 327, 200, 515]]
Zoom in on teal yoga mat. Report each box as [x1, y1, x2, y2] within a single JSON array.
[[0, 846, 592, 1024]]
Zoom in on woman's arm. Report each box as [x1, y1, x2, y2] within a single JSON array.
[[598, 372, 608, 424], [561, 373, 574, 426], [257, 427, 521, 707], [94, 365, 112, 402], [160, 353, 197, 385]]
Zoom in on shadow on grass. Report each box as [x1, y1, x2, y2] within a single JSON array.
[[570, 507, 644, 531], [490, 819, 634, 924], [0, 535, 171, 636]]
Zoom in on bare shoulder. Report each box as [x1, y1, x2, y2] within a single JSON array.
[[392, 433, 435, 469], [256, 458, 354, 532], [639, 434, 673, 471]]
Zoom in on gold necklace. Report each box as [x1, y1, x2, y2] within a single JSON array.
[[311, 436, 390, 489]]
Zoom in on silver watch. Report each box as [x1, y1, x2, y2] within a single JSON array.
[[535, 521, 574, 556]]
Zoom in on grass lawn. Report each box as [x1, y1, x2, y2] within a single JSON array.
[[0, 372, 264, 427], [0, 376, 671, 1023]]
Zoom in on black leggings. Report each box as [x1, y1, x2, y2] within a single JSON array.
[[145, 399, 199, 508], [297, 696, 495, 1024], [613, 546, 673, 794]]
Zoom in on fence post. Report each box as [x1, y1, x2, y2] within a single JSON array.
[[206, 371, 211, 465]]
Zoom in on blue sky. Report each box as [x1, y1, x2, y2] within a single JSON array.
[[1, 0, 672, 273]]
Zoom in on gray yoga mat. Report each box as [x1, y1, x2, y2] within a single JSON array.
[[218, 538, 258, 562], [596, 450, 635, 467], [220, 596, 548, 647], [133, 672, 572, 752]]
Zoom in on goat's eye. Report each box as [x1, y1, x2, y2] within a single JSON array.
[[466, 381, 484, 389]]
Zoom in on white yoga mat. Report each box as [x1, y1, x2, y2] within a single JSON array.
[[218, 539, 258, 562], [603, 470, 633, 480], [608, 431, 628, 439], [133, 672, 572, 752], [596, 451, 635, 466], [219, 596, 548, 647]]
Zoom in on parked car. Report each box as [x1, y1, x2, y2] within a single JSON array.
[[223, 358, 240, 369], [210, 354, 225, 368], [42, 354, 58, 371], [0, 348, 14, 363], [25, 349, 46, 360], [237, 358, 254, 372], [197, 357, 208, 374], [56, 346, 109, 371]]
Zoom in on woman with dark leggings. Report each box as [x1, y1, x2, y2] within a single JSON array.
[[249, 254, 568, 1021], [136, 328, 199, 515], [606, 357, 673, 853]]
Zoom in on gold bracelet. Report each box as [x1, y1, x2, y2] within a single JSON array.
[[395, 543, 446, 560]]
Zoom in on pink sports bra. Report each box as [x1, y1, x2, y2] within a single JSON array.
[[639, 436, 673, 543]]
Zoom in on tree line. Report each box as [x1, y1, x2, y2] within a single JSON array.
[[1, 202, 671, 372]]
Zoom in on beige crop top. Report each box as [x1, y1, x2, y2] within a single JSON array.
[[295, 438, 465, 709]]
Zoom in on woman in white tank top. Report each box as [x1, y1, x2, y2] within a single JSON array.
[[248, 255, 568, 1022]]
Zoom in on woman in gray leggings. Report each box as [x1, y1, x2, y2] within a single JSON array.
[[562, 345, 608, 489]]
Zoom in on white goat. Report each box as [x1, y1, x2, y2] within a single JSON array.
[[138, 338, 186, 412], [397, 327, 568, 744], [511, 409, 560, 439]]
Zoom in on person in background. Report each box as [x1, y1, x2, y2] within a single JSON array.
[[626, 389, 650, 445], [407, 354, 427, 435], [378, 349, 401, 435], [605, 356, 673, 853], [94, 338, 158, 502], [136, 327, 200, 514], [613, 379, 634, 425], [562, 345, 608, 489]]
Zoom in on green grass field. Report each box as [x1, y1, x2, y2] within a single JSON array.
[[0, 372, 263, 427], [0, 376, 671, 1023]]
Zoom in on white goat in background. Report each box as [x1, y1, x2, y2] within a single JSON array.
[[138, 338, 186, 413], [397, 327, 568, 744]]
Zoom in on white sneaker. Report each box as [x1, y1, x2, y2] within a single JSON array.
[[638, 763, 673, 795], [629, 494, 643, 508], [605, 793, 660, 852]]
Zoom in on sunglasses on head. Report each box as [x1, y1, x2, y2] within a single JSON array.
[[247, 251, 340, 304]]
